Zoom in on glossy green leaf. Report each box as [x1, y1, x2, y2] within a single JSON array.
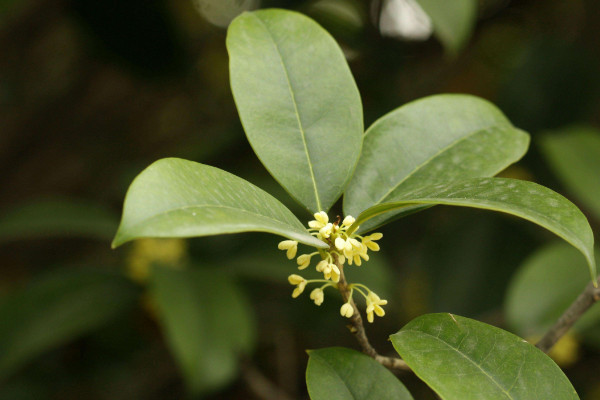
[[416, 0, 477, 54], [112, 158, 327, 249], [344, 94, 529, 232], [540, 126, 600, 220], [0, 198, 118, 242], [351, 177, 596, 282], [306, 347, 413, 400], [0, 269, 139, 381], [505, 242, 600, 338], [391, 313, 579, 400], [150, 267, 255, 395], [227, 9, 363, 213]]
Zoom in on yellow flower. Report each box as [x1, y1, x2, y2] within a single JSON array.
[[315, 259, 329, 272], [340, 302, 354, 318], [278, 240, 298, 259], [288, 274, 304, 285], [297, 253, 313, 270], [329, 264, 340, 283], [342, 215, 355, 227], [318, 223, 334, 239], [308, 211, 329, 229], [310, 288, 324, 306], [365, 291, 387, 323], [288, 274, 307, 298], [362, 233, 383, 252]]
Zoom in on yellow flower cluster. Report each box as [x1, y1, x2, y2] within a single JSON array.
[[278, 211, 388, 323]]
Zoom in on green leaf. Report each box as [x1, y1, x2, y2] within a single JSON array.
[[343, 94, 529, 231], [505, 242, 600, 338], [150, 267, 255, 395], [0, 269, 139, 381], [416, 0, 477, 54], [306, 347, 413, 400], [112, 158, 327, 249], [0, 198, 118, 242], [391, 313, 579, 400], [351, 178, 596, 282], [227, 9, 363, 213], [539, 126, 600, 220]]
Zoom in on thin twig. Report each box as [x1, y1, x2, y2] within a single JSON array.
[[535, 276, 600, 353], [241, 361, 294, 400], [333, 253, 411, 371]]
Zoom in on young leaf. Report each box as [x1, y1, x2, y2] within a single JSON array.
[[416, 0, 478, 54], [150, 267, 255, 395], [391, 313, 579, 400], [0, 269, 139, 381], [306, 347, 413, 400], [343, 94, 529, 229], [505, 242, 600, 338], [539, 126, 600, 220], [351, 178, 596, 282], [227, 9, 363, 214], [112, 158, 327, 249]]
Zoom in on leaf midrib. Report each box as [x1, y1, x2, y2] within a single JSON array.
[[253, 14, 322, 212], [400, 329, 515, 400]]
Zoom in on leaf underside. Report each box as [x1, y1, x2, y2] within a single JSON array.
[[352, 177, 596, 282]]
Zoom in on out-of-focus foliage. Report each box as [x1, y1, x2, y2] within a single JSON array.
[[150, 266, 256, 395], [540, 126, 600, 220], [0, 268, 139, 381], [415, 0, 477, 54], [0, 198, 118, 242], [505, 242, 600, 342]]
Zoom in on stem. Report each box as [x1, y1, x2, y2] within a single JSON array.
[[332, 253, 410, 371], [535, 275, 600, 353]]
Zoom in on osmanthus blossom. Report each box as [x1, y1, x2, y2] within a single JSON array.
[[278, 211, 388, 323]]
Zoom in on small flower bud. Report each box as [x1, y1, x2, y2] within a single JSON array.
[[342, 215, 355, 227], [340, 302, 354, 318], [315, 259, 328, 272], [314, 211, 329, 225], [319, 223, 333, 238], [297, 254, 312, 270], [288, 274, 305, 285], [335, 237, 346, 250], [310, 288, 324, 306], [330, 264, 340, 283], [308, 220, 322, 229], [292, 281, 307, 298], [278, 240, 298, 259]]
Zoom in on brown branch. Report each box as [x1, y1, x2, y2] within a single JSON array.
[[333, 254, 411, 371], [535, 276, 600, 353]]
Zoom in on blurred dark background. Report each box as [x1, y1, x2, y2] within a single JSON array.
[[1, 0, 600, 399]]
